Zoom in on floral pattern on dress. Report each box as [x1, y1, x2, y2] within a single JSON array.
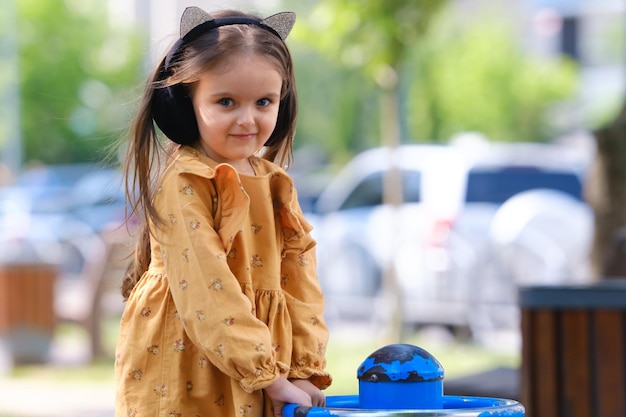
[[129, 368, 143, 380], [180, 184, 194, 195], [154, 385, 168, 397], [297, 254, 309, 267], [214, 344, 225, 357], [280, 274, 289, 287], [209, 278, 223, 291], [251, 255, 263, 268], [173, 339, 185, 352]]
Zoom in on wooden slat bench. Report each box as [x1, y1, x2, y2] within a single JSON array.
[[519, 279, 626, 417]]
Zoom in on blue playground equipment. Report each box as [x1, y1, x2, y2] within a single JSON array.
[[283, 343, 524, 416]]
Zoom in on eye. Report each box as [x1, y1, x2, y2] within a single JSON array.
[[218, 98, 234, 106], [257, 98, 272, 107]]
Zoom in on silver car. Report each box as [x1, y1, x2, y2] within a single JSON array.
[[307, 141, 594, 335]]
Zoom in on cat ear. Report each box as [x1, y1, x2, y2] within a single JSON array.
[[180, 6, 214, 38], [261, 12, 296, 40]]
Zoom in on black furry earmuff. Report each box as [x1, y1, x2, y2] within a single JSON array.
[[152, 66, 197, 145], [150, 7, 296, 146], [152, 49, 199, 145]]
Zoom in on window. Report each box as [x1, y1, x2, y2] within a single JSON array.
[[339, 170, 422, 210], [465, 167, 583, 204]]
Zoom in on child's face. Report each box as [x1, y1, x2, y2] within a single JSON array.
[[191, 53, 283, 173]]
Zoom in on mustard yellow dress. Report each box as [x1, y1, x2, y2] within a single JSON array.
[[114, 146, 331, 417]]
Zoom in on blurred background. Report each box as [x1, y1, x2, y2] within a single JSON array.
[[1, 0, 626, 415]]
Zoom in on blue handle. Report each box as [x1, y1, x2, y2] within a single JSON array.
[[281, 404, 332, 417], [282, 396, 358, 416]]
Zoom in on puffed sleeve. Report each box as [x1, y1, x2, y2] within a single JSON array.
[[153, 161, 284, 393], [270, 171, 332, 389]]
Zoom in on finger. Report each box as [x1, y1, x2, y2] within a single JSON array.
[[272, 401, 284, 417], [314, 395, 326, 407]]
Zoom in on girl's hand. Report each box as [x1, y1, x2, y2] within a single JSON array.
[[290, 379, 325, 407], [265, 376, 311, 417]]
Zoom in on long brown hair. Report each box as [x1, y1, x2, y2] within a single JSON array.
[[121, 10, 298, 300]]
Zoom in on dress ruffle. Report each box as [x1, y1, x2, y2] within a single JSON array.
[[269, 170, 313, 242], [175, 150, 313, 251], [173, 153, 250, 255]]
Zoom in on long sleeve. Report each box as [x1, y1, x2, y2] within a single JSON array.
[[271, 172, 332, 389]]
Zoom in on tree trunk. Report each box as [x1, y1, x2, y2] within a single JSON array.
[[587, 102, 626, 279], [379, 85, 405, 343]]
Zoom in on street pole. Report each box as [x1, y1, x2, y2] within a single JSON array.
[[0, 0, 22, 181]]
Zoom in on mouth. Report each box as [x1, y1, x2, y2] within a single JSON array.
[[230, 133, 257, 140]]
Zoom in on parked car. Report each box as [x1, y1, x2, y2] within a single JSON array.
[[0, 163, 125, 267], [412, 142, 594, 332], [307, 141, 594, 335], [307, 144, 465, 321]]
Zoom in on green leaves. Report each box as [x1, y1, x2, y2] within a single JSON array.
[[407, 12, 577, 142], [295, 0, 444, 87], [16, 0, 144, 164], [285, 0, 577, 156]]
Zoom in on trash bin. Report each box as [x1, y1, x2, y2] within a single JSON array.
[[519, 279, 626, 417], [0, 262, 57, 364]]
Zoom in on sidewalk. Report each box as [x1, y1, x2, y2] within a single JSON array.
[[0, 378, 114, 417], [0, 330, 115, 417]]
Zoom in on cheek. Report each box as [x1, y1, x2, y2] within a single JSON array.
[[194, 106, 220, 130], [192, 96, 217, 124], [261, 108, 280, 131], [194, 111, 209, 133]]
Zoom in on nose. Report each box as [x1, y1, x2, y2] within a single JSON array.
[[236, 106, 255, 128]]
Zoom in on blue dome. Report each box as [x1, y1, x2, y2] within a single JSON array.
[[357, 343, 444, 383]]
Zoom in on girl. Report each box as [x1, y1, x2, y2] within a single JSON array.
[[115, 7, 331, 417]]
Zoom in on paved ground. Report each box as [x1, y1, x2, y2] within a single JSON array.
[[445, 366, 519, 400], [0, 378, 114, 417], [0, 330, 115, 417]]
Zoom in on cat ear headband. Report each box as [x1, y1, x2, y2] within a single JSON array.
[[180, 6, 296, 43], [152, 7, 296, 145], [164, 7, 296, 70]]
